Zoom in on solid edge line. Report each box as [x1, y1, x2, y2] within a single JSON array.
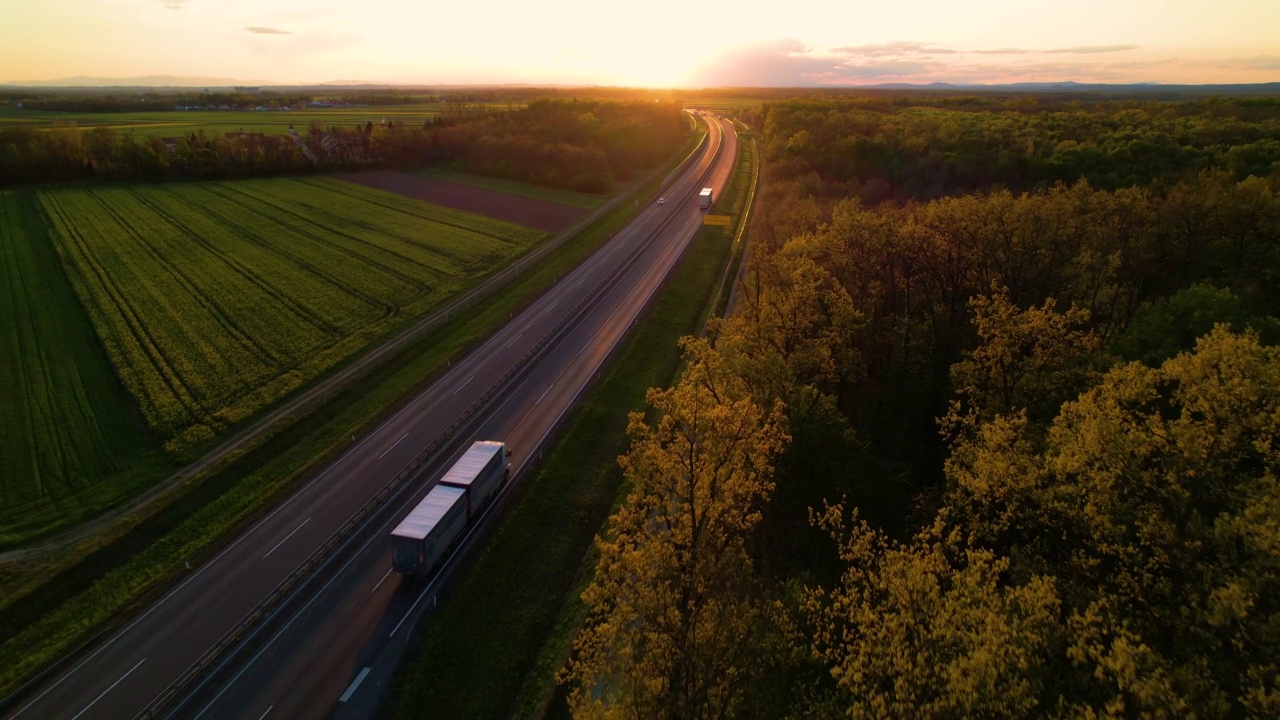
[[338, 667, 371, 703]]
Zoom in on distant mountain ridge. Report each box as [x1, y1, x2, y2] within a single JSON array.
[[868, 80, 1280, 94], [1, 75, 274, 88], [4, 76, 1279, 93]]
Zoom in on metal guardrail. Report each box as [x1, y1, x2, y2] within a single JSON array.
[[139, 119, 725, 720]]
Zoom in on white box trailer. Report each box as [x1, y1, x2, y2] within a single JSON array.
[[439, 440, 510, 518], [389, 440, 511, 575], [698, 187, 713, 209], [390, 484, 467, 575]]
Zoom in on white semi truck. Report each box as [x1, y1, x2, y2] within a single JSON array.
[[699, 187, 713, 209], [390, 440, 511, 575]]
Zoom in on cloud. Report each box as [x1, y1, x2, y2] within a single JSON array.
[[972, 44, 1137, 55], [1208, 54, 1280, 71], [834, 42, 956, 57], [1045, 44, 1139, 54], [693, 39, 842, 86], [246, 26, 293, 35]]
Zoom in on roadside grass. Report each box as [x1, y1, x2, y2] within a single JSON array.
[[387, 123, 756, 720], [388, 212, 734, 720], [0, 132, 700, 701], [416, 168, 607, 209]]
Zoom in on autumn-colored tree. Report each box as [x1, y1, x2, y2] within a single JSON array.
[[565, 342, 788, 720], [947, 327, 1280, 716], [803, 506, 1061, 720], [948, 285, 1101, 427]]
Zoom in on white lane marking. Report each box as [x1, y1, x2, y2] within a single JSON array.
[[69, 658, 145, 720], [543, 300, 559, 315], [504, 332, 524, 348], [451, 375, 474, 396], [574, 279, 582, 288], [256, 705, 275, 720], [262, 517, 311, 560], [378, 432, 409, 460], [534, 384, 553, 407], [389, 591, 428, 637], [339, 667, 372, 703], [371, 568, 394, 594]]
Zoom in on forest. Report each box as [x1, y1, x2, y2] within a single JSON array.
[[0, 98, 689, 192], [562, 93, 1280, 718]]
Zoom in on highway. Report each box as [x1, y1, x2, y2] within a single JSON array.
[[6, 114, 737, 720]]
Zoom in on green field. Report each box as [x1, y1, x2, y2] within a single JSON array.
[[0, 178, 545, 542], [0, 191, 153, 539], [0, 102, 512, 138], [40, 177, 545, 450]]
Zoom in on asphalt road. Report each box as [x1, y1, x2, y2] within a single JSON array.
[[7, 115, 735, 720]]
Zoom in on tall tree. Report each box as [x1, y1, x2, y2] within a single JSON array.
[[565, 343, 788, 720]]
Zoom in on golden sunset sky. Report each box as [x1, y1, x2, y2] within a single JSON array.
[[2, 0, 1278, 86]]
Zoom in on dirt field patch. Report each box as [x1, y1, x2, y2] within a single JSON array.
[[334, 170, 586, 233]]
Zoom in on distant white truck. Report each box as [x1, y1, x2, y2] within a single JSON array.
[[698, 187, 713, 209], [390, 440, 511, 575]]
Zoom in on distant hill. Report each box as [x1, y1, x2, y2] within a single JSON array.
[[869, 81, 1280, 95], [1, 75, 274, 88]]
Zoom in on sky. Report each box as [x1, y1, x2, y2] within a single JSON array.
[[2, 0, 1279, 87]]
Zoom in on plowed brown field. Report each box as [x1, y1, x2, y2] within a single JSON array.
[[334, 170, 586, 233]]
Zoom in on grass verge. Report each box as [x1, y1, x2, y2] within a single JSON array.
[[386, 122, 756, 720], [0, 129, 703, 702]]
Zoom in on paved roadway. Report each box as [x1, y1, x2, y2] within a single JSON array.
[[7, 114, 735, 720]]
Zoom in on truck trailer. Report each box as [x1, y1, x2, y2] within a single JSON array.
[[698, 187, 713, 209], [390, 440, 511, 575]]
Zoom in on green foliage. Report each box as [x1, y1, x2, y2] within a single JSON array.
[[758, 96, 1280, 203], [0, 99, 689, 189], [1110, 283, 1280, 365]]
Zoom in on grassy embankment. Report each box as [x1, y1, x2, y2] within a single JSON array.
[[387, 122, 756, 720], [0, 130, 702, 701]]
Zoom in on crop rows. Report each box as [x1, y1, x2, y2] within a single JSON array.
[[0, 191, 147, 537], [38, 178, 545, 450]]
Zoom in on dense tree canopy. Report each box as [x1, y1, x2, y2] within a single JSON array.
[[0, 99, 689, 190], [562, 91, 1280, 719]]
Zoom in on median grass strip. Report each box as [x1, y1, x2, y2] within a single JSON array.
[[0, 130, 701, 702], [387, 125, 753, 720]]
